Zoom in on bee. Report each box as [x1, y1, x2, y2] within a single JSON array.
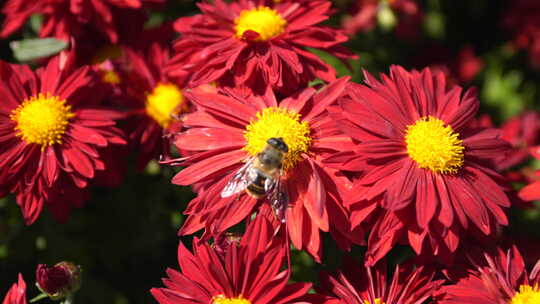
[[221, 137, 289, 222]]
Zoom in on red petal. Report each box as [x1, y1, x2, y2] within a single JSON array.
[[16, 192, 44, 225], [383, 160, 418, 211], [301, 160, 329, 232], [175, 128, 244, 151], [530, 145, 540, 160], [304, 77, 349, 122], [184, 90, 256, 126], [56, 66, 91, 100], [408, 228, 426, 254], [286, 197, 304, 251], [519, 181, 540, 201], [171, 149, 245, 185], [69, 124, 108, 147], [435, 174, 454, 228], [416, 171, 437, 229], [43, 146, 59, 187], [63, 147, 95, 179]]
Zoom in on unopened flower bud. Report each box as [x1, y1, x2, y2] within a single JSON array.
[[35, 262, 81, 301]]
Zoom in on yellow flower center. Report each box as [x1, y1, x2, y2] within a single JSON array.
[[212, 295, 251, 304], [10, 93, 75, 150], [244, 107, 311, 171], [234, 6, 287, 41], [405, 116, 464, 174], [364, 299, 385, 304], [510, 284, 540, 304], [145, 83, 185, 128], [100, 69, 121, 84]]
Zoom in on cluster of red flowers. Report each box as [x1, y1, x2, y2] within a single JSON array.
[[2, 0, 540, 303]]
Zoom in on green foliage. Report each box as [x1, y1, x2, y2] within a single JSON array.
[[10, 38, 68, 62], [481, 51, 537, 121]]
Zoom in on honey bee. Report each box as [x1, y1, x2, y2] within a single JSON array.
[[221, 137, 289, 222]]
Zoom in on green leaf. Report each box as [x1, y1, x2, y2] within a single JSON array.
[[10, 38, 68, 62], [29, 14, 43, 34]]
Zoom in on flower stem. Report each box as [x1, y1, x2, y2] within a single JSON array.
[[29, 293, 48, 303]]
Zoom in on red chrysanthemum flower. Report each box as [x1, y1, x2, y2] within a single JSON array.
[[436, 246, 540, 303], [519, 145, 540, 201], [329, 66, 511, 264], [150, 215, 312, 304], [503, 0, 540, 68], [498, 111, 540, 171], [169, 78, 363, 261], [83, 21, 175, 71], [0, 0, 164, 43], [317, 258, 443, 304], [2, 274, 26, 304], [113, 43, 191, 169], [167, 0, 357, 95], [0, 52, 126, 224]]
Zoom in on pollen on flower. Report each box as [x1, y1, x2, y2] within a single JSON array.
[[100, 69, 121, 84], [212, 295, 251, 304], [10, 93, 75, 150], [234, 6, 287, 41], [405, 116, 464, 174], [510, 284, 540, 304], [244, 107, 311, 171], [145, 83, 185, 128], [364, 298, 385, 304]]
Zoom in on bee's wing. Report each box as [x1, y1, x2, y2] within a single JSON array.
[[264, 175, 277, 192], [221, 158, 255, 198], [268, 178, 289, 223]]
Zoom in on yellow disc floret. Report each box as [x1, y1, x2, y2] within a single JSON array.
[[10, 93, 75, 150], [364, 299, 385, 304], [145, 83, 185, 128], [212, 295, 251, 304], [510, 284, 540, 304], [244, 107, 311, 171], [234, 6, 287, 41], [405, 116, 464, 174]]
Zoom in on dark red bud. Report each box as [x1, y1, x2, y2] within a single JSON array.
[[36, 262, 81, 300]]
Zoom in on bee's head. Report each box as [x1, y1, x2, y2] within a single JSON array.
[[267, 137, 289, 153]]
